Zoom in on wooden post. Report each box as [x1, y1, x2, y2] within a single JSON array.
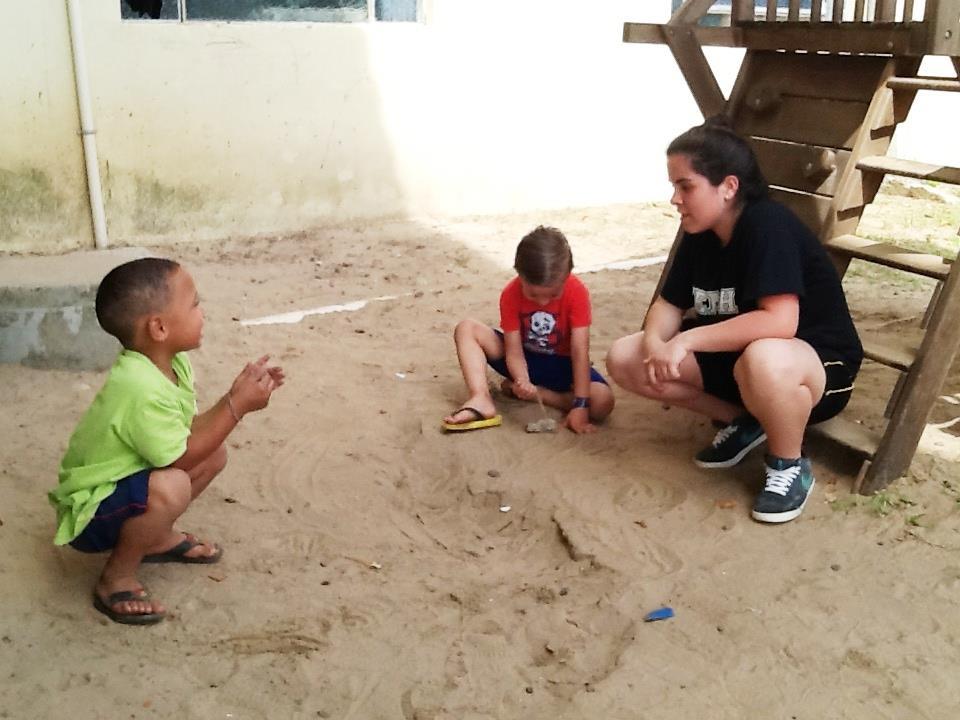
[[833, 0, 845, 22], [854, 0, 866, 22], [766, 0, 778, 22], [662, 24, 728, 118], [875, 0, 896, 21], [788, 0, 801, 21], [903, 0, 915, 22], [812, 0, 824, 23], [861, 261, 960, 493], [670, 0, 719, 25], [731, 0, 754, 23]]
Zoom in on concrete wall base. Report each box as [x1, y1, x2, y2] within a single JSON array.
[[0, 247, 150, 370]]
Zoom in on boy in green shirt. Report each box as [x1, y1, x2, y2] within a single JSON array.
[[50, 258, 284, 625]]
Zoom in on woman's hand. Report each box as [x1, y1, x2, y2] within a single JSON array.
[[642, 335, 687, 387]]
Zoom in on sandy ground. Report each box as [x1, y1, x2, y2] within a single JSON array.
[[1, 191, 959, 719]]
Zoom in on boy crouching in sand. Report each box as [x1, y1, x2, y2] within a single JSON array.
[[49, 258, 283, 625], [443, 225, 614, 434]]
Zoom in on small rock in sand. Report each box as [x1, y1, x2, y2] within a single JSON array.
[[525, 418, 557, 433]]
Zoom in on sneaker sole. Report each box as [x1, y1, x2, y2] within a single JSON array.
[[751, 478, 815, 524], [693, 432, 767, 469]]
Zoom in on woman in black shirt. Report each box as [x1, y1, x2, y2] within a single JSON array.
[[606, 117, 862, 524]]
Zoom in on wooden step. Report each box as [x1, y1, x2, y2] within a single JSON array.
[[887, 77, 960, 93], [808, 416, 880, 458], [857, 156, 960, 185], [860, 334, 918, 372], [826, 234, 952, 281]]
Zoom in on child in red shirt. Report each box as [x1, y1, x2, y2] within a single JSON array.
[[443, 226, 614, 433]]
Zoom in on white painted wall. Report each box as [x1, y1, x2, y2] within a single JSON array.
[[0, 1, 953, 254]]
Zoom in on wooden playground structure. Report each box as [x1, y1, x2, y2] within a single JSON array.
[[624, 0, 960, 493]]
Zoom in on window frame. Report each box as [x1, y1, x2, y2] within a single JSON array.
[[121, 0, 426, 24]]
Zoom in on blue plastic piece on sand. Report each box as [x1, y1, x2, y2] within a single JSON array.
[[644, 606, 675, 622]]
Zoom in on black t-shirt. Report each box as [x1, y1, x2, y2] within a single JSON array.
[[660, 199, 863, 374]]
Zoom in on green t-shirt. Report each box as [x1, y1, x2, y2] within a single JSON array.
[[50, 350, 197, 545]]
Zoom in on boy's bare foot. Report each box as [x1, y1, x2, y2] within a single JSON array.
[[443, 396, 497, 425], [93, 581, 166, 625]]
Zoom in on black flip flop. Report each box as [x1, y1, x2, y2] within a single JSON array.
[[142, 534, 223, 564], [93, 590, 165, 626]]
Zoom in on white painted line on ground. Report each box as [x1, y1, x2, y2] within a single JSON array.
[[239, 253, 667, 327], [240, 294, 406, 327], [580, 255, 668, 274]]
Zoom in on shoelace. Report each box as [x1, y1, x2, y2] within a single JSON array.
[[711, 423, 738, 447], [763, 465, 800, 496]]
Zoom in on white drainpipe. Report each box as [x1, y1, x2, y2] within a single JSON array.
[[66, 0, 109, 249]]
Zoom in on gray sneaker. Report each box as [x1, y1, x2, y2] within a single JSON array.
[[751, 456, 816, 524], [694, 414, 766, 469]]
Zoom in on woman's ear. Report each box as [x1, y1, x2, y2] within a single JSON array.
[[722, 175, 740, 202]]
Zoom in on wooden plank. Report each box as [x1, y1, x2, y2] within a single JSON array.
[[923, 0, 960, 55], [861, 334, 918, 372], [854, 0, 866, 21], [662, 24, 727, 119], [887, 76, 960, 92], [833, 0, 844, 22], [862, 261, 960, 492], [875, 0, 897, 22], [808, 416, 880, 458], [738, 96, 870, 150], [621, 23, 930, 55], [769, 187, 834, 235], [857, 155, 960, 185], [749, 138, 850, 196], [825, 234, 952, 280], [766, 0, 778, 22], [731, 51, 888, 103], [737, 23, 927, 54], [788, 0, 801, 21]]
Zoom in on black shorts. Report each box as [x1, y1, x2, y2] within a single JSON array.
[[693, 348, 856, 426]]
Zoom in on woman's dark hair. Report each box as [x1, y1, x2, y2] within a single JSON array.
[[667, 116, 768, 205], [95, 257, 180, 347], [514, 225, 573, 286]]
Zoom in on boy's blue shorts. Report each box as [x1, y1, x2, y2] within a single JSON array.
[[69, 468, 151, 553], [487, 330, 608, 393]]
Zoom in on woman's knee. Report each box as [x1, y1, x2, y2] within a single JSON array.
[[605, 333, 643, 385], [735, 338, 803, 390], [146, 468, 192, 517]]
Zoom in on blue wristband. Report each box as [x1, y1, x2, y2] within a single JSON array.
[[572, 396, 590, 409]]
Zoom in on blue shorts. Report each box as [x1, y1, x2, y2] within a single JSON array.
[[69, 469, 151, 553], [487, 330, 608, 393]]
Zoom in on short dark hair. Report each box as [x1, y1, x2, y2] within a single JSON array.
[[95, 258, 180, 347], [667, 115, 768, 206], [514, 225, 573, 286]]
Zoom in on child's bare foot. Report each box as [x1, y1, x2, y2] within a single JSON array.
[[94, 580, 166, 625], [444, 396, 497, 425]]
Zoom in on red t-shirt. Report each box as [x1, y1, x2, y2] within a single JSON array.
[[499, 274, 592, 357]]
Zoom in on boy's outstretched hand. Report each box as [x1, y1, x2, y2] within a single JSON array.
[[229, 355, 285, 417]]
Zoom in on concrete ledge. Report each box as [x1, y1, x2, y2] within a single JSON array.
[[0, 247, 151, 370]]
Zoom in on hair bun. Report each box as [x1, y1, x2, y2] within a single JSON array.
[[703, 114, 735, 131]]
